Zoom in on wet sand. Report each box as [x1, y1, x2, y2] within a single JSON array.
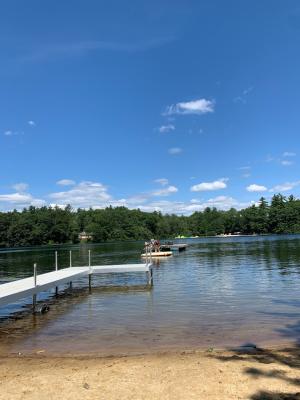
[[0, 348, 299, 400]]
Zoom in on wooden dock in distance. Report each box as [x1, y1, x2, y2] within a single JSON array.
[[0, 252, 153, 310]]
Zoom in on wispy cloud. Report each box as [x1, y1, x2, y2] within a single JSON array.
[[22, 37, 175, 62], [56, 179, 76, 186], [281, 160, 294, 166], [158, 124, 175, 133], [168, 147, 182, 155], [265, 154, 275, 163], [154, 178, 169, 186], [270, 180, 300, 192], [163, 98, 214, 116], [265, 153, 296, 166], [246, 184, 268, 192], [191, 178, 228, 192], [283, 151, 296, 157], [238, 166, 251, 178], [28, 120, 36, 127], [233, 86, 253, 103], [3, 130, 23, 136], [12, 183, 29, 192]]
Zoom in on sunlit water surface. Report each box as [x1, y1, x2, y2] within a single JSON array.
[[1, 235, 300, 355]]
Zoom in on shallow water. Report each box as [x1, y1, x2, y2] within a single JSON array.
[[1, 235, 300, 355]]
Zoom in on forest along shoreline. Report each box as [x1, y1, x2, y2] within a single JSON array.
[[0, 194, 299, 248]]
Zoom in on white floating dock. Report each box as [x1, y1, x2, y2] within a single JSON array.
[[0, 263, 153, 308], [141, 251, 172, 257]]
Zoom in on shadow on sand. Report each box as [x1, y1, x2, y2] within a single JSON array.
[[212, 299, 300, 399]]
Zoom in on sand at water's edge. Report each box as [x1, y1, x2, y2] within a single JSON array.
[[0, 348, 300, 400]]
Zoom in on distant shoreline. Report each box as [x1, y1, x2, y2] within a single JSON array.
[[2, 232, 300, 252]]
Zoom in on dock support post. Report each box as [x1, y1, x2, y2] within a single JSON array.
[[55, 251, 58, 271], [69, 251, 72, 290], [55, 251, 58, 296], [147, 268, 153, 287], [33, 263, 37, 313], [88, 250, 92, 291]]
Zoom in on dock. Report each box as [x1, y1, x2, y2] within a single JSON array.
[[141, 251, 172, 258], [0, 250, 153, 310], [160, 243, 188, 252]]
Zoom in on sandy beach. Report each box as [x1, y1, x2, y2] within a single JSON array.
[[0, 348, 299, 400]]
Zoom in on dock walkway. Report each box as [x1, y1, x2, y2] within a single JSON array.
[[0, 263, 152, 308]]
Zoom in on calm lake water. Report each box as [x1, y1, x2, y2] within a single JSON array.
[[1, 235, 300, 356]]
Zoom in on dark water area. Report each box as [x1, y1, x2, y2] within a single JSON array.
[[1, 235, 300, 356]]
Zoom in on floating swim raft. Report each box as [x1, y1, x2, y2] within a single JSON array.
[[141, 251, 172, 258]]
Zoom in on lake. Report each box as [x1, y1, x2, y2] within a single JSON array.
[[0, 235, 300, 356]]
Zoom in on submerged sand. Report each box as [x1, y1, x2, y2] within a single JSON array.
[[0, 348, 299, 400]]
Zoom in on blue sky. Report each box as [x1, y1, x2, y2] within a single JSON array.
[[1, 0, 300, 214]]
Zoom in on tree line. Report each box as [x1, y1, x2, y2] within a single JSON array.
[[0, 194, 300, 248]]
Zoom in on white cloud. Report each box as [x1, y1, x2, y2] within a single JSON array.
[[136, 196, 252, 214], [1, 177, 261, 215], [163, 98, 214, 116], [281, 160, 294, 166], [0, 193, 32, 203], [270, 181, 300, 192], [4, 130, 13, 136], [158, 124, 175, 133], [191, 178, 228, 192], [56, 179, 76, 186], [168, 147, 182, 155], [12, 183, 29, 192], [28, 120, 36, 126], [283, 151, 296, 157], [154, 178, 169, 186], [0, 191, 45, 209], [246, 184, 268, 192], [49, 181, 111, 208], [152, 185, 178, 197]]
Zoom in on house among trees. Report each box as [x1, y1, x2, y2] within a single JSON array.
[[78, 231, 93, 241]]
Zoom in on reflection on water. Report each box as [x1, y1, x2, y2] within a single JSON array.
[[1, 235, 300, 355]]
